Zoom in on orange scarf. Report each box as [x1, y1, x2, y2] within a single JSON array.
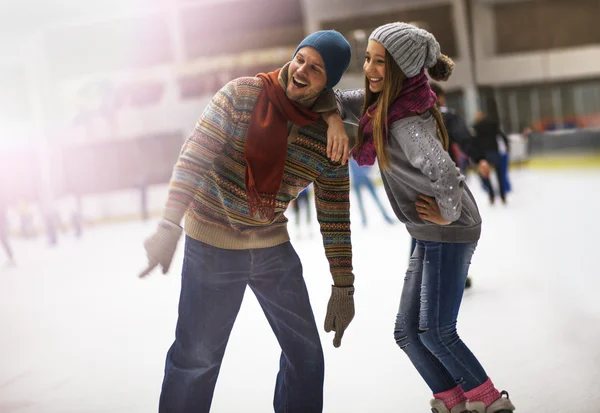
[[245, 68, 321, 219]]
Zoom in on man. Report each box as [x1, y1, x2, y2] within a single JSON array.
[[140, 30, 355, 413]]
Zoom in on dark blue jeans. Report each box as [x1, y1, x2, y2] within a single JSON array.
[[159, 237, 324, 413], [480, 151, 506, 202], [499, 152, 511, 193], [395, 240, 488, 393]]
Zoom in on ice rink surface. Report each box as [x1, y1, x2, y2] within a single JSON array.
[[2, 168, 599, 412]]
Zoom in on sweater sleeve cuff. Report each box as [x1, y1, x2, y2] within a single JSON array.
[[332, 273, 354, 287], [162, 208, 186, 226]]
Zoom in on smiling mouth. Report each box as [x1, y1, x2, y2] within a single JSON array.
[[292, 76, 308, 88], [368, 77, 383, 83]]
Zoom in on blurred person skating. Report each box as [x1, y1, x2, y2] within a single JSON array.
[[0, 198, 15, 266], [497, 133, 511, 193], [139, 31, 355, 413], [325, 23, 515, 413], [349, 157, 394, 227], [473, 111, 510, 205], [72, 194, 83, 238], [43, 205, 59, 246], [290, 185, 313, 238], [429, 83, 491, 179]]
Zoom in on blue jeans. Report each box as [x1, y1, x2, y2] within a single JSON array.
[[499, 153, 511, 193], [159, 237, 324, 413], [480, 151, 507, 202], [395, 240, 488, 393]]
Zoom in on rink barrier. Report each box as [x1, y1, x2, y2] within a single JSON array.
[[3, 128, 600, 236], [525, 128, 600, 168], [528, 128, 600, 156]]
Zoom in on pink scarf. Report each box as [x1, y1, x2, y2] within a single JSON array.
[[353, 71, 437, 166]]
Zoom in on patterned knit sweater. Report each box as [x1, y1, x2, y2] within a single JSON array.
[[162, 70, 353, 287]]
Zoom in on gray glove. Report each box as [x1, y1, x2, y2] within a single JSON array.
[[139, 219, 183, 278], [324, 285, 355, 348]]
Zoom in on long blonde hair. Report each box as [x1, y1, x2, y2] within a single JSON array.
[[356, 50, 450, 170]]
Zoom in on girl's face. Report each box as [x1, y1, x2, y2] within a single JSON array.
[[363, 40, 386, 94]]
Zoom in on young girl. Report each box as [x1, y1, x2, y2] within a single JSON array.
[[324, 23, 515, 413]]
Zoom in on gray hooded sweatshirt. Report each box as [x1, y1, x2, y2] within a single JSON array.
[[337, 89, 481, 243]]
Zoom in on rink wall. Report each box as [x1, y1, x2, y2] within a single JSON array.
[[526, 128, 600, 168], [528, 128, 600, 156], [4, 128, 600, 236]]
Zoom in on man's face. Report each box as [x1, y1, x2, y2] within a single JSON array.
[[286, 47, 327, 107]]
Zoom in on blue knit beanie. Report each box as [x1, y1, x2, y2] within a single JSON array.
[[293, 30, 352, 90]]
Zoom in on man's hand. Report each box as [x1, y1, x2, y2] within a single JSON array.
[[139, 219, 183, 278], [322, 110, 350, 165], [324, 285, 355, 348], [477, 159, 491, 179], [416, 195, 451, 226]]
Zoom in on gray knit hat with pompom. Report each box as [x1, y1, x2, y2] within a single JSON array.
[[369, 22, 453, 81]]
